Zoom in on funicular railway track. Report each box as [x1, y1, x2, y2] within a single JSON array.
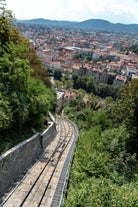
[[2, 117, 75, 207]]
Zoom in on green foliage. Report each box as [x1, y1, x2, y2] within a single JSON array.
[[64, 177, 138, 207], [27, 78, 51, 128], [92, 110, 112, 131], [101, 126, 137, 181], [0, 94, 13, 129], [27, 47, 51, 87], [129, 44, 138, 54], [64, 124, 138, 207], [111, 79, 138, 127], [64, 89, 138, 207], [0, 4, 56, 144], [0, 41, 31, 132], [64, 95, 92, 130], [108, 79, 138, 156], [73, 51, 92, 62], [53, 69, 62, 80], [64, 93, 109, 131], [61, 75, 73, 89], [72, 75, 120, 99], [101, 125, 127, 155]]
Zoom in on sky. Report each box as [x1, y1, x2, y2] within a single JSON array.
[[6, 0, 138, 24]]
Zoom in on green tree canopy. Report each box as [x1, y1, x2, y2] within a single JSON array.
[[0, 2, 56, 134]]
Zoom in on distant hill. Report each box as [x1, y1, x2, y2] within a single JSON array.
[[17, 18, 138, 33]]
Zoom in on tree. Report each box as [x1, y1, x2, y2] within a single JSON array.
[[27, 47, 51, 87], [27, 78, 50, 128], [0, 1, 18, 46], [109, 79, 138, 156], [129, 45, 138, 54], [92, 110, 112, 131], [53, 69, 62, 80], [0, 44, 30, 131], [111, 79, 138, 130], [0, 3, 56, 134], [0, 94, 13, 129]]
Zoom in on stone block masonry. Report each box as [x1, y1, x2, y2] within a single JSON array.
[[0, 122, 57, 201], [42, 122, 57, 149]]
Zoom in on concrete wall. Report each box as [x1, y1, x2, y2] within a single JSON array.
[[42, 122, 57, 150], [0, 122, 57, 200]]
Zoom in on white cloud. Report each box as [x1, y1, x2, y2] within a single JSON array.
[[5, 0, 138, 23]]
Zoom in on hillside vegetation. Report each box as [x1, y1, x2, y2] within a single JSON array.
[[63, 80, 138, 206], [0, 0, 56, 154]]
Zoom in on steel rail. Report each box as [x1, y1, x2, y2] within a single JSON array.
[[18, 118, 72, 207], [2, 117, 74, 207]]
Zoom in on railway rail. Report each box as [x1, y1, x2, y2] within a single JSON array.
[[1, 117, 77, 207]]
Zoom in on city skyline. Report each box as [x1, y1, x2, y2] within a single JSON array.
[[6, 0, 138, 24]]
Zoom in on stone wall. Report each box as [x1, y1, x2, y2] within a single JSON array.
[[0, 122, 57, 200], [42, 122, 57, 149]]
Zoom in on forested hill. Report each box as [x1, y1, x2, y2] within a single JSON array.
[[18, 18, 138, 33], [0, 0, 56, 153]]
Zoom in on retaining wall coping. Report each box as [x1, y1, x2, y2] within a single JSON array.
[[41, 122, 53, 136]]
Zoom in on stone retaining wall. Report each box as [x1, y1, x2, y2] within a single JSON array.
[[42, 122, 57, 149], [0, 122, 57, 200]]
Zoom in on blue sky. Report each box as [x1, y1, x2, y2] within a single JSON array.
[[6, 0, 138, 24]]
